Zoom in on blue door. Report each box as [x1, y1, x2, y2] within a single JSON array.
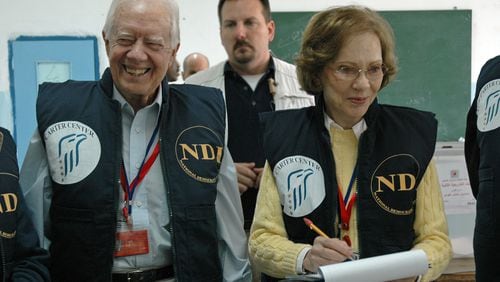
[[9, 36, 99, 165]]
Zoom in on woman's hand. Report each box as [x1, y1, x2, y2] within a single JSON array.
[[303, 236, 353, 272]]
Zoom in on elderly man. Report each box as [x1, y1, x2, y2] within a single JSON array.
[[20, 0, 251, 281], [186, 0, 314, 232], [182, 52, 210, 80]]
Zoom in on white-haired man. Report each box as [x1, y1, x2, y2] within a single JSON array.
[[20, 0, 251, 281]]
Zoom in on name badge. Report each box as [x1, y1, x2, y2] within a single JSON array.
[[114, 229, 149, 257]]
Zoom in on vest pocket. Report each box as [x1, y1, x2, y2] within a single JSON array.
[[50, 205, 99, 279], [174, 205, 221, 280]]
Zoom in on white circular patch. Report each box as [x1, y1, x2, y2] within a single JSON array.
[[44, 121, 101, 185], [273, 155, 325, 217], [477, 78, 500, 132]]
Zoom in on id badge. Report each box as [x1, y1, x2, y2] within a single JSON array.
[[114, 229, 149, 257], [114, 194, 151, 257]]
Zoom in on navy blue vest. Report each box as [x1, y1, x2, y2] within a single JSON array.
[[37, 69, 224, 281], [465, 55, 500, 282], [0, 128, 50, 281], [260, 97, 436, 274]]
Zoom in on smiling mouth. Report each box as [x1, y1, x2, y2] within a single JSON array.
[[124, 66, 151, 76]]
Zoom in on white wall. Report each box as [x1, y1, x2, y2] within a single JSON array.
[[2, 0, 500, 132]]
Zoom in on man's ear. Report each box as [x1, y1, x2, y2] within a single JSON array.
[[102, 31, 110, 57], [172, 43, 180, 57], [267, 20, 276, 42]]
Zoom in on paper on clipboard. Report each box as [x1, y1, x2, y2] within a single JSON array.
[[318, 250, 428, 282]]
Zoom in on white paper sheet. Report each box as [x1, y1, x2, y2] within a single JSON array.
[[435, 155, 476, 215], [318, 250, 428, 282]]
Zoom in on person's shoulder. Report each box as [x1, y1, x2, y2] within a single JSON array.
[[273, 57, 298, 76], [40, 79, 96, 89], [0, 127, 15, 151], [185, 62, 225, 85], [381, 104, 434, 116], [0, 127, 18, 172], [170, 84, 224, 103], [171, 83, 220, 94], [482, 55, 500, 70], [476, 55, 500, 90], [261, 105, 312, 121], [378, 104, 437, 128], [39, 79, 99, 97], [0, 126, 11, 138]]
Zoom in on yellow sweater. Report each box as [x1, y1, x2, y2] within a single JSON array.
[[249, 128, 452, 281]]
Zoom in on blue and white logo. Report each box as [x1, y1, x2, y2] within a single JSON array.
[[44, 121, 101, 184], [287, 169, 314, 211], [477, 79, 500, 132], [274, 155, 325, 217], [58, 133, 87, 176]]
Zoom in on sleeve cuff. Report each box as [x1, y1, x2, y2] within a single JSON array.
[[296, 246, 312, 274]]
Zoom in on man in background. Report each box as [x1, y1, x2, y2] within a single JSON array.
[[465, 55, 500, 282], [20, 0, 251, 280], [186, 0, 314, 232], [182, 52, 210, 80]]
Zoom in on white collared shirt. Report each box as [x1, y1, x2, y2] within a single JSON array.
[[112, 86, 173, 271], [323, 113, 367, 140]]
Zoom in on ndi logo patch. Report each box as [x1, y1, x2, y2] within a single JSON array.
[[370, 154, 419, 216], [44, 121, 101, 184], [477, 78, 500, 132], [175, 125, 223, 184], [273, 155, 325, 217]]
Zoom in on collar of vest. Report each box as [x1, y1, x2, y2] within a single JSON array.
[[99, 68, 172, 106], [313, 94, 381, 128]]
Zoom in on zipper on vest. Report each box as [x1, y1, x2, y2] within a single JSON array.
[[324, 125, 338, 240], [158, 122, 177, 276], [355, 131, 366, 259], [113, 100, 123, 262]]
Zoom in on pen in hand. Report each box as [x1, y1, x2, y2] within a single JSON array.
[[303, 217, 357, 261], [303, 217, 329, 238]]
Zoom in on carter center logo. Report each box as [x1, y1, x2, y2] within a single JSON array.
[[274, 156, 325, 217], [44, 121, 101, 184], [371, 154, 420, 215], [477, 78, 500, 132], [175, 126, 223, 184]]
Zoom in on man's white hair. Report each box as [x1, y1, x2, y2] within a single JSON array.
[[102, 0, 180, 48]]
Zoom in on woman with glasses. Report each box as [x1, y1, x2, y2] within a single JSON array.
[[249, 5, 451, 282]]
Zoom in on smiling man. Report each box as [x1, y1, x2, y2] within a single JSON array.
[[20, 0, 251, 281]]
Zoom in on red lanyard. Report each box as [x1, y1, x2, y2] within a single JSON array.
[[120, 121, 161, 223], [337, 163, 358, 246]]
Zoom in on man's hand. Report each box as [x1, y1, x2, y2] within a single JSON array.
[[303, 237, 353, 273], [235, 162, 263, 193], [253, 167, 264, 189]]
